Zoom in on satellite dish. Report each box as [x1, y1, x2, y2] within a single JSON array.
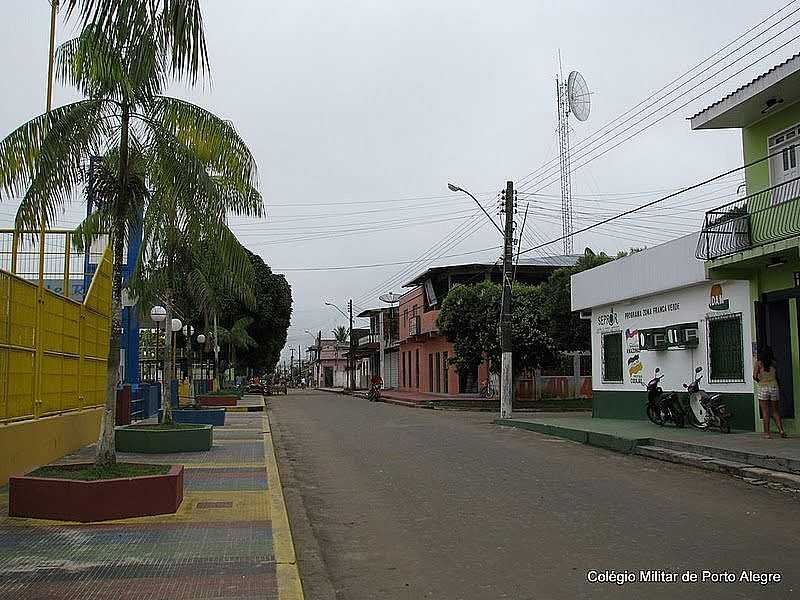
[[567, 70, 591, 122], [379, 292, 401, 304]]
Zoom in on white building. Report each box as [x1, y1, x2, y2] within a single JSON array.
[[571, 233, 756, 430]]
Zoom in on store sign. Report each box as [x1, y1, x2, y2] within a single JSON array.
[[708, 283, 730, 311], [596, 310, 618, 327], [623, 302, 680, 320]]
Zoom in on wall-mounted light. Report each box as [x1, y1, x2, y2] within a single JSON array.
[[761, 97, 784, 114], [767, 257, 787, 269]]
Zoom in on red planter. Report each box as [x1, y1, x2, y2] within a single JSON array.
[[9, 465, 183, 522], [196, 395, 237, 407]]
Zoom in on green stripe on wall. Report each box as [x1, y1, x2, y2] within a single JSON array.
[[592, 390, 755, 431]]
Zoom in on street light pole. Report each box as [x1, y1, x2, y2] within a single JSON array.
[[499, 181, 515, 418], [349, 299, 354, 391], [324, 300, 354, 390]]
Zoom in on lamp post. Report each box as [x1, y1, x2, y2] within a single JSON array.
[[325, 301, 353, 390], [183, 324, 195, 403], [197, 333, 206, 384], [448, 181, 513, 417], [150, 305, 166, 382]]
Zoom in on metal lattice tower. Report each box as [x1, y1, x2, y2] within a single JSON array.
[[556, 74, 574, 255]]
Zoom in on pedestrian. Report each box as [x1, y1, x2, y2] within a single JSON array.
[[754, 346, 787, 438], [300, 376, 306, 389]]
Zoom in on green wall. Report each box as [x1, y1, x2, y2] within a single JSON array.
[[592, 390, 756, 431], [742, 103, 800, 244]]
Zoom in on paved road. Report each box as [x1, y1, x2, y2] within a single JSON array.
[[269, 391, 799, 600]]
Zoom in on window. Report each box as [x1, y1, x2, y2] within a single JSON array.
[[707, 314, 744, 382], [415, 350, 420, 388], [639, 323, 698, 350], [402, 352, 406, 387], [428, 354, 434, 392], [602, 332, 623, 382], [443, 352, 449, 393]]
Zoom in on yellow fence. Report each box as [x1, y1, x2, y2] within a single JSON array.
[[0, 235, 112, 424]]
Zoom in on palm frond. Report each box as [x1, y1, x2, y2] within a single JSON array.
[[63, 0, 209, 84]]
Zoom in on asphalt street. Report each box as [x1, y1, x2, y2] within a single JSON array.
[[269, 390, 799, 600]]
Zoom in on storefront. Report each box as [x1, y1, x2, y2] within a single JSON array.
[[572, 233, 756, 430]]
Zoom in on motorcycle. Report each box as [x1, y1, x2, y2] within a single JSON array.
[[367, 382, 382, 402], [645, 368, 685, 427], [683, 366, 732, 434]]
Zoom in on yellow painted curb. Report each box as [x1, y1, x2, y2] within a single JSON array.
[[263, 413, 305, 600]]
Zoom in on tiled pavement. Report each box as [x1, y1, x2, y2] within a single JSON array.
[[0, 401, 301, 600]]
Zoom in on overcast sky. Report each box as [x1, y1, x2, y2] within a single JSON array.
[[2, 0, 799, 364]]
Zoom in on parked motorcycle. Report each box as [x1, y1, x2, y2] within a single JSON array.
[[683, 366, 732, 434], [645, 368, 685, 427]]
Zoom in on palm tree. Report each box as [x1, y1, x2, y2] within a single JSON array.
[[332, 326, 349, 343], [217, 318, 257, 384], [0, 1, 262, 466]]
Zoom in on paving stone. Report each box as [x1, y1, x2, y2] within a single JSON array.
[[0, 412, 278, 600]]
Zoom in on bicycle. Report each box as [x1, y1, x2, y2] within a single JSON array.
[[479, 379, 495, 399]]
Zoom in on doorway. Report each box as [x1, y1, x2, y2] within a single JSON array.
[[324, 367, 333, 388], [760, 298, 796, 418], [458, 367, 478, 394]]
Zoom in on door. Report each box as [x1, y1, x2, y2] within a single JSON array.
[[459, 367, 478, 394], [324, 367, 333, 387], [765, 299, 795, 418]]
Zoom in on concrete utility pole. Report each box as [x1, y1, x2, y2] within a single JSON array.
[[349, 299, 355, 390], [500, 181, 514, 418]]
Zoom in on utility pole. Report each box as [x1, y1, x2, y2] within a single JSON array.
[[290, 348, 294, 383], [500, 180, 515, 418], [349, 299, 354, 390]]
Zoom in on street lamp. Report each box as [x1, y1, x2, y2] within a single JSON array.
[[324, 300, 354, 390], [447, 182, 503, 236], [150, 305, 166, 382]]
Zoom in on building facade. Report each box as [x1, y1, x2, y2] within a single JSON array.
[[398, 258, 580, 395], [692, 54, 800, 433], [572, 233, 755, 430]]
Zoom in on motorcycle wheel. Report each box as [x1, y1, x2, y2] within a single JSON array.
[[647, 404, 663, 425], [487, 388, 495, 399], [674, 412, 685, 428], [721, 420, 731, 434]]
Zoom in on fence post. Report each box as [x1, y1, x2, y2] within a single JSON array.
[[63, 232, 71, 299], [10, 230, 18, 275]]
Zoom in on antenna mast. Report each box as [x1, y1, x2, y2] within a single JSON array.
[[556, 68, 574, 255]]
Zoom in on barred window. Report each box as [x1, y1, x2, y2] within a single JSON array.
[[602, 333, 623, 383], [707, 314, 744, 382]]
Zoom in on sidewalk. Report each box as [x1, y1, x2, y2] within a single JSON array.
[[496, 414, 800, 486], [0, 396, 303, 600]]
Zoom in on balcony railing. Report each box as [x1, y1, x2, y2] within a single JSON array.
[[358, 334, 379, 347], [696, 177, 800, 260]]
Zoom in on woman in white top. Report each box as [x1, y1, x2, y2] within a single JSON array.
[[753, 346, 787, 438]]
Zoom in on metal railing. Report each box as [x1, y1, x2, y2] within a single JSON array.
[[697, 177, 800, 260]]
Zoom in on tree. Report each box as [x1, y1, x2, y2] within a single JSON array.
[[0, 1, 260, 466], [437, 281, 557, 379], [332, 326, 349, 343], [538, 248, 615, 352]]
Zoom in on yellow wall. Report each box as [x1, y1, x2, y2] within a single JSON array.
[[0, 407, 102, 484], [0, 241, 113, 482]]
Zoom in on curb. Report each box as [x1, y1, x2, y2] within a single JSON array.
[[494, 419, 800, 495], [263, 413, 305, 600]]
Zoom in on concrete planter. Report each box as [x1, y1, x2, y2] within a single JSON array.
[[9, 465, 183, 522], [159, 408, 226, 426], [115, 424, 213, 453], [196, 395, 237, 407]]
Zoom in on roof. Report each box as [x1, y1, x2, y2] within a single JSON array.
[[356, 306, 396, 318], [402, 255, 581, 288], [571, 233, 706, 311], [690, 53, 800, 129]]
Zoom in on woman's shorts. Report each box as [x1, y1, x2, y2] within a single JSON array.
[[758, 386, 779, 403]]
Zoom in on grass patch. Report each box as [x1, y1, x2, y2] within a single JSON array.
[[31, 463, 170, 481]]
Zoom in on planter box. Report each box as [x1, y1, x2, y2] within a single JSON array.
[[196, 395, 237, 407], [159, 408, 226, 426], [115, 425, 213, 453], [9, 465, 183, 522]]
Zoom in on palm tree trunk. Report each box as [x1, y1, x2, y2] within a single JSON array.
[[95, 230, 124, 467], [96, 101, 131, 467]]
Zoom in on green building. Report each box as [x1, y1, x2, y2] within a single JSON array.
[[692, 53, 800, 433]]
